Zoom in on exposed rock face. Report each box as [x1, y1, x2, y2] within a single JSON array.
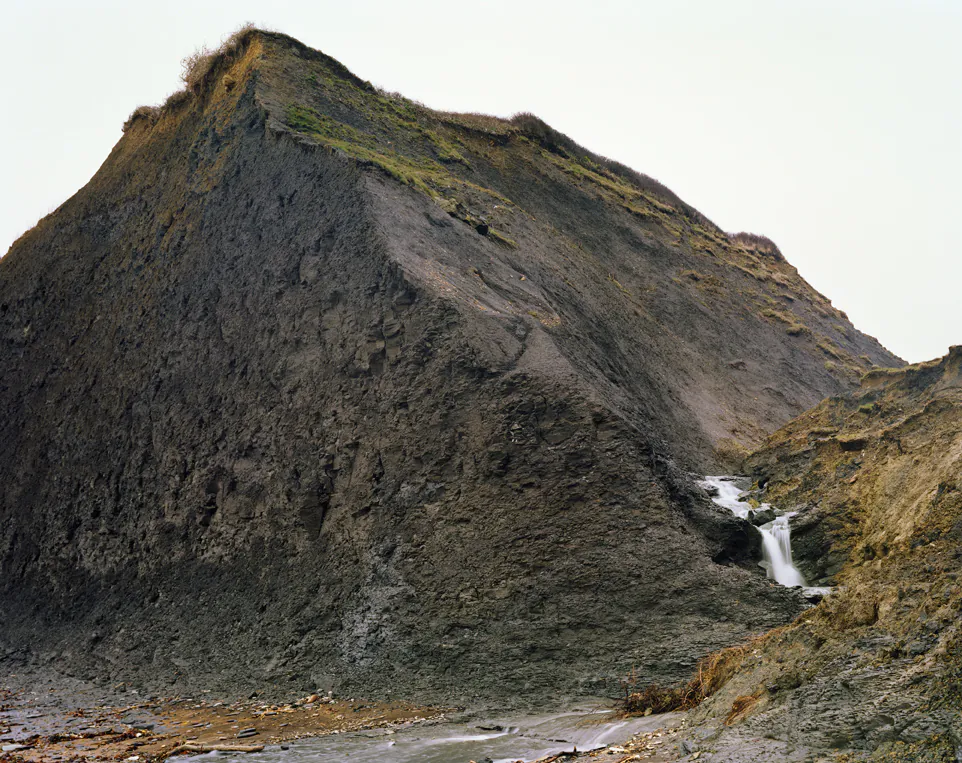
[[687, 348, 962, 757], [0, 31, 899, 703]]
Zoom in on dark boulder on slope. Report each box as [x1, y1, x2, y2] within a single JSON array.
[[0, 30, 900, 704]]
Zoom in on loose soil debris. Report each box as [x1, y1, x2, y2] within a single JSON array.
[[0, 683, 443, 761]]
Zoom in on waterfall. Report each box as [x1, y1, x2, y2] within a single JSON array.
[[699, 476, 807, 588], [758, 515, 806, 587]]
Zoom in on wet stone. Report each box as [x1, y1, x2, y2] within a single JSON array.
[[751, 509, 777, 526]]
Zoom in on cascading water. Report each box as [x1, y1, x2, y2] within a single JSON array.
[[703, 478, 753, 519], [699, 476, 807, 588], [758, 515, 806, 587]]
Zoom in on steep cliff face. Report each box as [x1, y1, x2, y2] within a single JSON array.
[[0, 31, 899, 703], [685, 348, 962, 758]]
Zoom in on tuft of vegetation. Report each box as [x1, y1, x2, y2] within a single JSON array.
[[680, 269, 724, 293], [728, 231, 785, 262], [488, 229, 518, 248], [434, 111, 516, 136], [724, 694, 761, 726], [817, 337, 845, 360], [156, 22, 261, 116], [760, 306, 809, 337], [760, 307, 792, 325], [180, 23, 256, 94], [624, 637, 758, 715], [163, 89, 192, 110], [122, 105, 161, 132]]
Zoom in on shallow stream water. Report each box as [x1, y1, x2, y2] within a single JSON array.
[[180, 708, 678, 763]]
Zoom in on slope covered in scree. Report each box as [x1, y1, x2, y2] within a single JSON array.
[[0, 30, 899, 704], [678, 348, 962, 758]]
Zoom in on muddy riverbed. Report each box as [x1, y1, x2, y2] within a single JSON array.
[[0, 666, 439, 762], [175, 708, 680, 763], [0, 665, 681, 762]]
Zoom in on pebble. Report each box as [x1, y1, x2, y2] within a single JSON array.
[[237, 727, 259, 738]]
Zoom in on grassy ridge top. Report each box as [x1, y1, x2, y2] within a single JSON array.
[[126, 27, 729, 238]]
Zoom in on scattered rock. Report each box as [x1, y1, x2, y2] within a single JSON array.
[[907, 640, 929, 656]]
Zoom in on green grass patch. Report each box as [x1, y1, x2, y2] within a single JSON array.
[[286, 104, 452, 196], [488, 229, 518, 248]]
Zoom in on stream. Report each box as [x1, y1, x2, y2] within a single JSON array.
[[180, 708, 678, 763]]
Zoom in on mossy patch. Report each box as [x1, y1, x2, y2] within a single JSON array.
[[285, 104, 448, 196]]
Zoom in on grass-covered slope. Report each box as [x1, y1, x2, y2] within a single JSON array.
[[677, 348, 962, 759]]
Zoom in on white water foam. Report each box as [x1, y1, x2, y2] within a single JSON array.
[[700, 476, 807, 588], [758, 514, 806, 587]]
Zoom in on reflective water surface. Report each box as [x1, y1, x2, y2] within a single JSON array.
[[181, 707, 679, 763]]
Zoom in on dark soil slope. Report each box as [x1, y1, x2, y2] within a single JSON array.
[[0, 31, 899, 704]]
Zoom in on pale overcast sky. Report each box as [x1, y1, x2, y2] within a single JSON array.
[[2, 0, 959, 363]]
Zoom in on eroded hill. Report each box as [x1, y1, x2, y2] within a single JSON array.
[[0, 30, 900, 704]]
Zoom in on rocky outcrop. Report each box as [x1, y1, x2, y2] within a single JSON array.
[[0, 31, 899, 704], [685, 347, 962, 757]]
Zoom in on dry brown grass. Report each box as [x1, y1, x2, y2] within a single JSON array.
[[122, 105, 161, 132], [181, 23, 256, 93], [624, 638, 756, 715], [163, 89, 193, 110], [434, 111, 516, 136], [724, 694, 760, 725], [157, 23, 261, 114], [729, 231, 784, 261], [624, 683, 686, 715]]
